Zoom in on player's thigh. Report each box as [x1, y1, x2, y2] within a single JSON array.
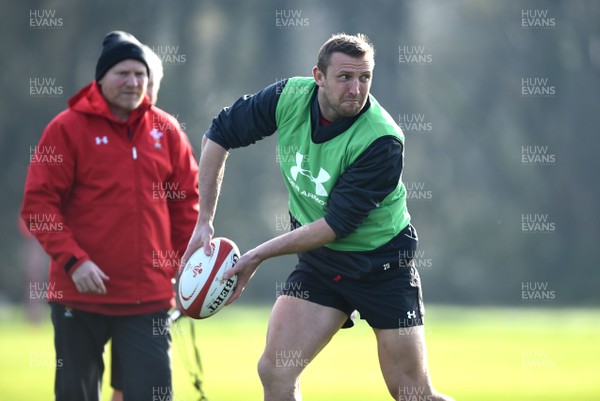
[[262, 295, 347, 371], [373, 326, 434, 393]]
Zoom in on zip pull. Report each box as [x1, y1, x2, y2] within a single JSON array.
[[132, 146, 138, 160]]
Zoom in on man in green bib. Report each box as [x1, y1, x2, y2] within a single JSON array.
[[183, 33, 454, 401]]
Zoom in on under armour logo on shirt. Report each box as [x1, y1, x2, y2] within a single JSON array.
[[290, 152, 331, 196], [95, 136, 108, 145], [407, 310, 417, 319]]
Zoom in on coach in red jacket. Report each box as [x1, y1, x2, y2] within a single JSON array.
[[21, 31, 199, 401]]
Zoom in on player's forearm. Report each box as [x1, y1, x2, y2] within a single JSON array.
[[252, 218, 336, 261], [198, 137, 228, 225]]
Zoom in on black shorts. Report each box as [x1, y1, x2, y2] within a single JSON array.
[[280, 260, 425, 329]]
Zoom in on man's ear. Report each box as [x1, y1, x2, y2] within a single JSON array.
[[312, 66, 325, 87]]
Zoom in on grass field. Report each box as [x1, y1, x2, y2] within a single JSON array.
[[0, 305, 599, 401]]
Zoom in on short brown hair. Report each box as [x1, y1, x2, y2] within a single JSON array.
[[316, 33, 375, 74]]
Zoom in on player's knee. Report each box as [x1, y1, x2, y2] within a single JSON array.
[[257, 354, 280, 385], [257, 353, 298, 391], [385, 366, 434, 400]]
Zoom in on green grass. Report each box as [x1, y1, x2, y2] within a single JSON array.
[[0, 305, 599, 401]]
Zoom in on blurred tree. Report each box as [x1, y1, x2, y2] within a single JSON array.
[[1, 0, 598, 306]]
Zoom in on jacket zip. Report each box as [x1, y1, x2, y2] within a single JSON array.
[[128, 125, 142, 303], [129, 126, 138, 160]]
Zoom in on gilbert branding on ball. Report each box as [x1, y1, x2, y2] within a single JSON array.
[[178, 237, 239, 319]]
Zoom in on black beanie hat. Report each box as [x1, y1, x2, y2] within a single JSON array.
[[95, 31, 150, 81]]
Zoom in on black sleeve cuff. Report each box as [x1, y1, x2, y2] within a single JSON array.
[[323, 214, 344, 240], [204, 128, 231, 151], [64, 256, 79, 274]]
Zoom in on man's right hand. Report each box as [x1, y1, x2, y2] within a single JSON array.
[[180, 137, 229, 272], [180, 221, 215, 273], [71, 260, 110, 294]]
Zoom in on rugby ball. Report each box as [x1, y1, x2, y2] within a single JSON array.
[[178, 237, 239, 319]]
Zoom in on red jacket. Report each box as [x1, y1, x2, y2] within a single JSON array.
[[21, 82, 199, 315]]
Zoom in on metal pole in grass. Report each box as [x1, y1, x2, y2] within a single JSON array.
[[170, 309, 209, 401]]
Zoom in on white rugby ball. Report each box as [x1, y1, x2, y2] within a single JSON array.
[[178, 237, 239, 319]]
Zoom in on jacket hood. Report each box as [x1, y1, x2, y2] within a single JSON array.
[[68, 81, 151, 123]]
